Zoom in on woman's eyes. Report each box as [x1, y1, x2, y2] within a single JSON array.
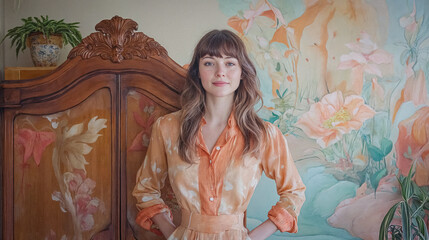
[[202, 61, 237, 66]]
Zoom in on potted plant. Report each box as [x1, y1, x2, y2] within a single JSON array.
[[1, 15, 82, 67], [379, 164, 429, 240]]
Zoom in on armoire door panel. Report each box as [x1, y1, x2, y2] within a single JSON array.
[[120, 73, 182, 112], [13, 88, 113, 240], [124, 88, 184, 240]]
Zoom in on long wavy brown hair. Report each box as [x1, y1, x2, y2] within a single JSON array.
[[178, 29, 266, 163]]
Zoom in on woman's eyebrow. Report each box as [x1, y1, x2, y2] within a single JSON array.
[[201, 55, 215, 60], [200, 55, 237, 60]]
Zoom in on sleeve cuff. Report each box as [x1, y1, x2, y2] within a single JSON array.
[[267, 204, 298, 233], [135, 203, 171, 234]]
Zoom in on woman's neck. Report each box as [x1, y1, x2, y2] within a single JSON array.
[[202, 96, 233, 153], [204, 96, 233, 125]]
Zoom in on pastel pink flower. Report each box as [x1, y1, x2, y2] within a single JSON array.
[[338, 32, 392, 93], [297, 91, 376, 148], [79, 214, 95, 231], [63, 169, 103, 231]]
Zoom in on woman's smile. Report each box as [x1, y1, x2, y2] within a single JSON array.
[[212, 81, 229, 87]]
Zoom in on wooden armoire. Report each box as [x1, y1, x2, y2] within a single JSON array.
[[0, 16, 186, 240]]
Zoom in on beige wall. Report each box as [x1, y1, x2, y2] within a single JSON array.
[[1, 0, 230, 68], [1, 0, 5, 79]]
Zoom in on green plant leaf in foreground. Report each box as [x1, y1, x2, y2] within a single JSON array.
[[400, 201, 411, 240], [416, 215, 428, 239], [379, 202, 401, 240]]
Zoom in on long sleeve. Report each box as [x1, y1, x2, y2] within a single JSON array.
[[261, 123, 306, 233], [132, 117, 171, 231]]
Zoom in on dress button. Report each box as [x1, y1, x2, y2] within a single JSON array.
[[215, 146, 220, 150], [209, 160, 212, 164], [209, 197, 214, 202]]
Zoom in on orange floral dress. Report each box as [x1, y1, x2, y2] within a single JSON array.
[[132, 111, 306, 240]]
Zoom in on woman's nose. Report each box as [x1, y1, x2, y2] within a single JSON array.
[[216, 65, 226, 77]]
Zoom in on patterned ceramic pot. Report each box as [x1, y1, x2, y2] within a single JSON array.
[[27, 33, 63, 67]]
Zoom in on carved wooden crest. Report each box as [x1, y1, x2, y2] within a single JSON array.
[[68, 16, 168, 63]]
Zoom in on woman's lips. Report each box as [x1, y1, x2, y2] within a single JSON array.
[[213, 81, 229, 87]]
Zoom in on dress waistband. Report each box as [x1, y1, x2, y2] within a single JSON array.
[[180, 209, 245, 233]]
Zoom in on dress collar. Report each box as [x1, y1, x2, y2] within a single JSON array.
[[198, 110, 238, 148]]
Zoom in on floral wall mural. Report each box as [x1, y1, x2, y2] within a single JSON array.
[[217, 0, 429, 239]]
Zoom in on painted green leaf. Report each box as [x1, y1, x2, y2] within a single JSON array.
[[380, 137, 393, 156], [370, 168, 387, 191], [276, 89, 282, 98], [281, 88, 288, 97], [368, 144, 384, 162]]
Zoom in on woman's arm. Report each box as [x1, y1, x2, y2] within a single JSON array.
[[259, 123, 306, 234], [133, 117, 174, 233], [152, 212, 177, 238], [248, 219, 278, 240]]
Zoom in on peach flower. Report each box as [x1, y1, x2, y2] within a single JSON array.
[[395, 106, 429, 186], [338, 32, 392, 93], [228, 0, 285, 34], [297, 91, 376, 148]]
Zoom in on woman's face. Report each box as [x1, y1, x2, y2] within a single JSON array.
[[199, 54, 242, 101]]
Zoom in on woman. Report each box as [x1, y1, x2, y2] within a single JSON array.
[[133, 29, 305, 240]]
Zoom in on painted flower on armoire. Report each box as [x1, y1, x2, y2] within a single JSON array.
[[16, 114, 107, 240], [49, 116, 107, 238], [128, 94, 157, 151], [16, 128, 56, 166]]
